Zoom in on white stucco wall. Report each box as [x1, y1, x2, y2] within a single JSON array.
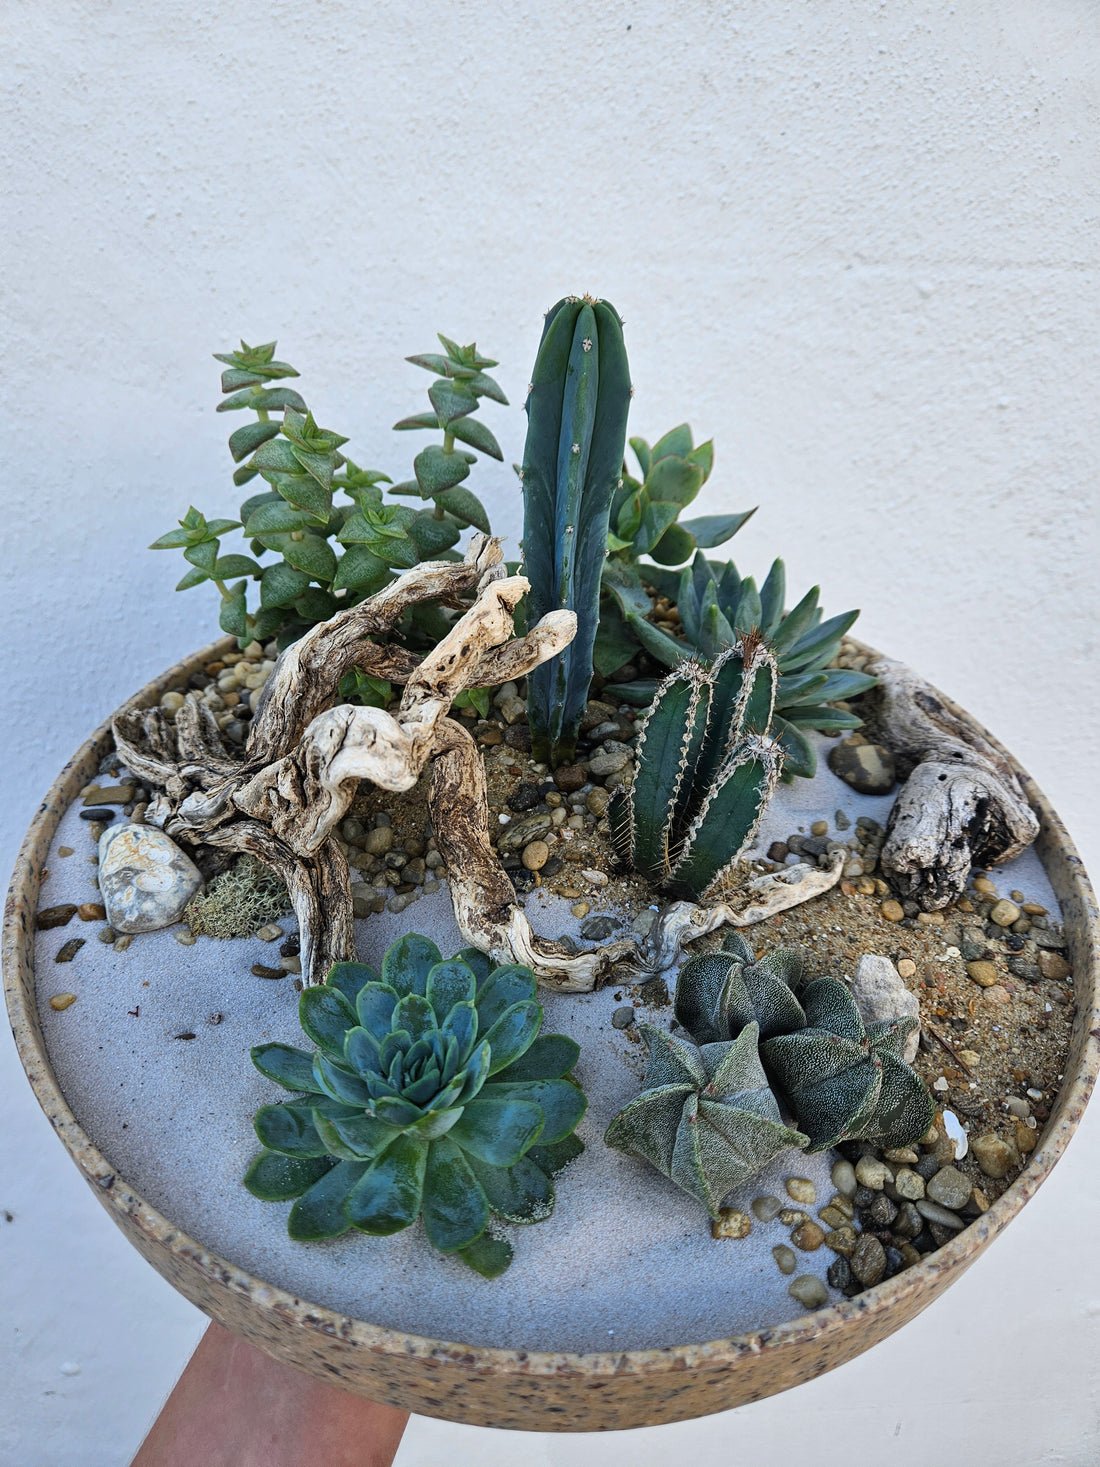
[[3, 3, 1100, 1462]]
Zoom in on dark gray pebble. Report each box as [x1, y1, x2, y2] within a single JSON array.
[[580, 914, 618, 941], [611, 1005, 635, 1029], [827, 739, 896, 796], [853, 1185, 876, 1209], [55, 937, 85, 963], [827, 1258, 853, 1291], [507, 783, 543, 813], [869, 1194, 898, 1227], [916, 1154, 941, 1180], [541, 857, 564, 878], [884, 1246, 904, 1278], [80, 807, 118, 821]]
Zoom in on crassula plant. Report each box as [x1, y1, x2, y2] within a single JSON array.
[[604, 1022, 807, 1217], [761, 977, 933, 1153], [244, 936, 586, 1277]]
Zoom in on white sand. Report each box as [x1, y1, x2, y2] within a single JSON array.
[[33, 745, 1057, 1353]]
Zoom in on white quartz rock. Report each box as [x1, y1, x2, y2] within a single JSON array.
[[850, 953, 921, 1064], [98, 824, 203, 933]]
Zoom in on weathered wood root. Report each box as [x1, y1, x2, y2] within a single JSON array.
[[862, 657, 1040, 910]]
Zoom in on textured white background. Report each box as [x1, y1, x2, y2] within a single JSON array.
[[3, 2, 1100, 1462]]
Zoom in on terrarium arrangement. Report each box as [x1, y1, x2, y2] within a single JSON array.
[[26, 294, 1079, 1330]]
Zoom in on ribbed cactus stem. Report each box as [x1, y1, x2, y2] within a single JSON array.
[[522, 296, 632, 766]]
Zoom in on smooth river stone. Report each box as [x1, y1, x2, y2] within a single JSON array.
[[98, 824, 203, 933]]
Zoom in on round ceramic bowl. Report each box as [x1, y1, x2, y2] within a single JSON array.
[[5, 638, 1099, 1432]]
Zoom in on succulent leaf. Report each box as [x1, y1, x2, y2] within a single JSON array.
[[761, 977, 932, 1152], [674, 939, 807, 1045], [245, 938, 586, 1277], [605, 1024, 807, 1218]]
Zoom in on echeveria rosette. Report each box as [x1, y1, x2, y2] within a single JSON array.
[[243, 935, 586, 1279], [674, 933, 808, 1045], [761, 978, 933, 1153], [604, 1022, 807, 1218]]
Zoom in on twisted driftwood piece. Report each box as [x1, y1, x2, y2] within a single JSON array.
[[862, 656, 1039, 910]]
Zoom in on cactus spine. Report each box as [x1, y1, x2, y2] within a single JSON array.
[[608, 635, 784, 901], [521, 296, 632, 766]]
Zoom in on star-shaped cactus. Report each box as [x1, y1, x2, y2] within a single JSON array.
[[674, 933, 808, 1044], [604, 1021, 808, 1217], [761, 977, 933, 1153]]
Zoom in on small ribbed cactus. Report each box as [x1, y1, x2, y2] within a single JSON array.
[[761, 978, 933, 1153], [675, 934, 808, 1044], [243, 936, 586, 1278], [521, 295, 632, 766], [604, 1022, 807, 1217], [607, 636, 784, 900]]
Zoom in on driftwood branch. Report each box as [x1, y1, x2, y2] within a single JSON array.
[[862, 657, 1039, 909]]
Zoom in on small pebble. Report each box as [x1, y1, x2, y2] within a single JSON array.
[[114, 934, 133, 952], [971, 1133, 1017, 1179], [990, 899, 1021, 928], [97, 927, 116, 945], [1006, 1097, 1031, 1120], [882, 1146, 918, 1164], [582, 869, 609, 887], [58, 846, 74, 857], [251, 963, 284, 979], [711, 1208, 751, 1240], [850, 1233, 887, 1287], [49, 993, 77, 1011], [1014, 1121, 1037, 1154], [893, 1168, 926, 1201], [818, 1205, 850, 1229], [522, 840, 550, 872], [772, 1244, 797, 1275], [280, 956, 302, 975], [80, 807, 118, 822], [54, 938, 85, 963], [810, 820, 828, 837], [854, 1156, 892, 1191], [1037, 950, 1071, 981], [580, 914, 618, 941], [752, 1196, 783, 1223], [824, 1226, 858, 1256], [896, 958, 916, 979], [791, 1220, 825, 1251], [788, 1275, 829, 1310], [571, 902, 590, 919], [984, 984, 1011, 1006], [786, 1177, 815, 1205], [174, 928, 196, 946], [631, 909, 658, 937], [363, 826, 394, 856], [827, 1258, 853, 1290], [868, 1193, 898, 1227], [880, 899, 904, 923], [831, 1159, 858, 1198], [37, 904, 78, 930], [77, 902, 106, 922], [611, 1005, 635, 1029], [915, 1198, 964, 1230], [778, 1208, 808, 1227], [926, 1165, 972, 1210]]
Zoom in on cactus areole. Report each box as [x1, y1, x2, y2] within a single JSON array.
[[521, 296, 632, 766]]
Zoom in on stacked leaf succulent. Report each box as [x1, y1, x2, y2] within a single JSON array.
[[520, 295, 632, 766], [674, 933, 807, 1044], [151, 339, 498, 650], [607, 637, 784, 900], [389, 334, 506, 542], [604, 1022, 807, 1217], [244, 936, 585, 1278], [761, 977, 933, 1153], [604, 551, 875, 778]]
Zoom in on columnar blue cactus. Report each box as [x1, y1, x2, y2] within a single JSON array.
[[608, 636, 784, 900], [521, 295, 632, 766]]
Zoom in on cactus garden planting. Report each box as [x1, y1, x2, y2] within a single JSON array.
[[26, 297, 1079, 1348]]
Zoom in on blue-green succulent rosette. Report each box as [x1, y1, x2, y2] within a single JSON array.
[[243, 935, 586, 1278]]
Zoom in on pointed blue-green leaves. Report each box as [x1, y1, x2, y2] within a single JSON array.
[[522, 296, 632, 766], [243, 938, 585, 1279]]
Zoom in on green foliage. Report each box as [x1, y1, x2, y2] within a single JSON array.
[[761, 978, 933, 1153], [607, 639, 783, 901], [674, 934, 807, 1045], [243, 937, 586, 1277], [152, 338, 500, 650], [603, 550, 876, 778], [337, 666, 392, 710], [390, 334, 507, 540], [604, 1022, 807, 1218], [521, 295, 632, 767]]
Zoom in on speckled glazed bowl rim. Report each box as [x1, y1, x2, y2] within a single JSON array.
[[5, 635, 1100, 1431]]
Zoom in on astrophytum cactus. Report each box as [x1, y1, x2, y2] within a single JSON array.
[[607, 636, 784, 900], [244, 935, 586, 1277], [674, 933, 808, 1044], [761, 977, 933, 1153], [521, 294, 632, 766], [604, 1022, 807, 1217]]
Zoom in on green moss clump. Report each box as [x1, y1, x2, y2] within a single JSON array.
[[185, 854, 290, 938]]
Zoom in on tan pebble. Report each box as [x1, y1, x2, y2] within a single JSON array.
[[1022, 902, 1048, 917], [956, 896, 974, 912], [58, 846, 74, 858], [857, 877, 876, 895], [898, 1242, 923, 1268], [990, 899, 1021, 928], [788, 1275, 828, 1310], [49, 993, 77, 1011], [280, 956, 302, 975], [916, 910, 945, 926], [919, 1122, 939, 1146], [970, 1187, 991, 1214], [984, 984, 1011, 1006], [778, 1208, 808, 1227], [751, 1196, 783, 1223], [824, 1226, 858, 1256], [810, 820, 828, 837], [883, 1146, 919, 1164], [957, 1049, 981, 1067], [582, 869, 609, 887], [855, 1156, 892, 1190], [967, 960, 998, 987], [522, 840, 550, 872], [114, 934, 133, 952], [77, 902, 106, 921], [772, 1244, 797, 1275], [817, 1205, 849, 1229], [894, 1168, 926, 1201], [791, 1220, 825, 1251], [830, 1159, 857, 1197], [973, 876, 998, 896], [174, 928, 196, 946], [255, 923, 284, 942], [559, 887, 582, 900], [840, 880, 857, 897], [896, 958, 917, 979], [571, 902, 590, 918], [711, 1208, 751, 1240], [822, 1193, 855, 1220], [364, 826, 394, 856], [881, 899, 904, 922], [785, 1177, 815, 1204], [1037, 950, 1071, 981], [160, 691, 186, 712], [971, 1133, 1018, 1179], [1015, 1121, 1037, 1154]]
